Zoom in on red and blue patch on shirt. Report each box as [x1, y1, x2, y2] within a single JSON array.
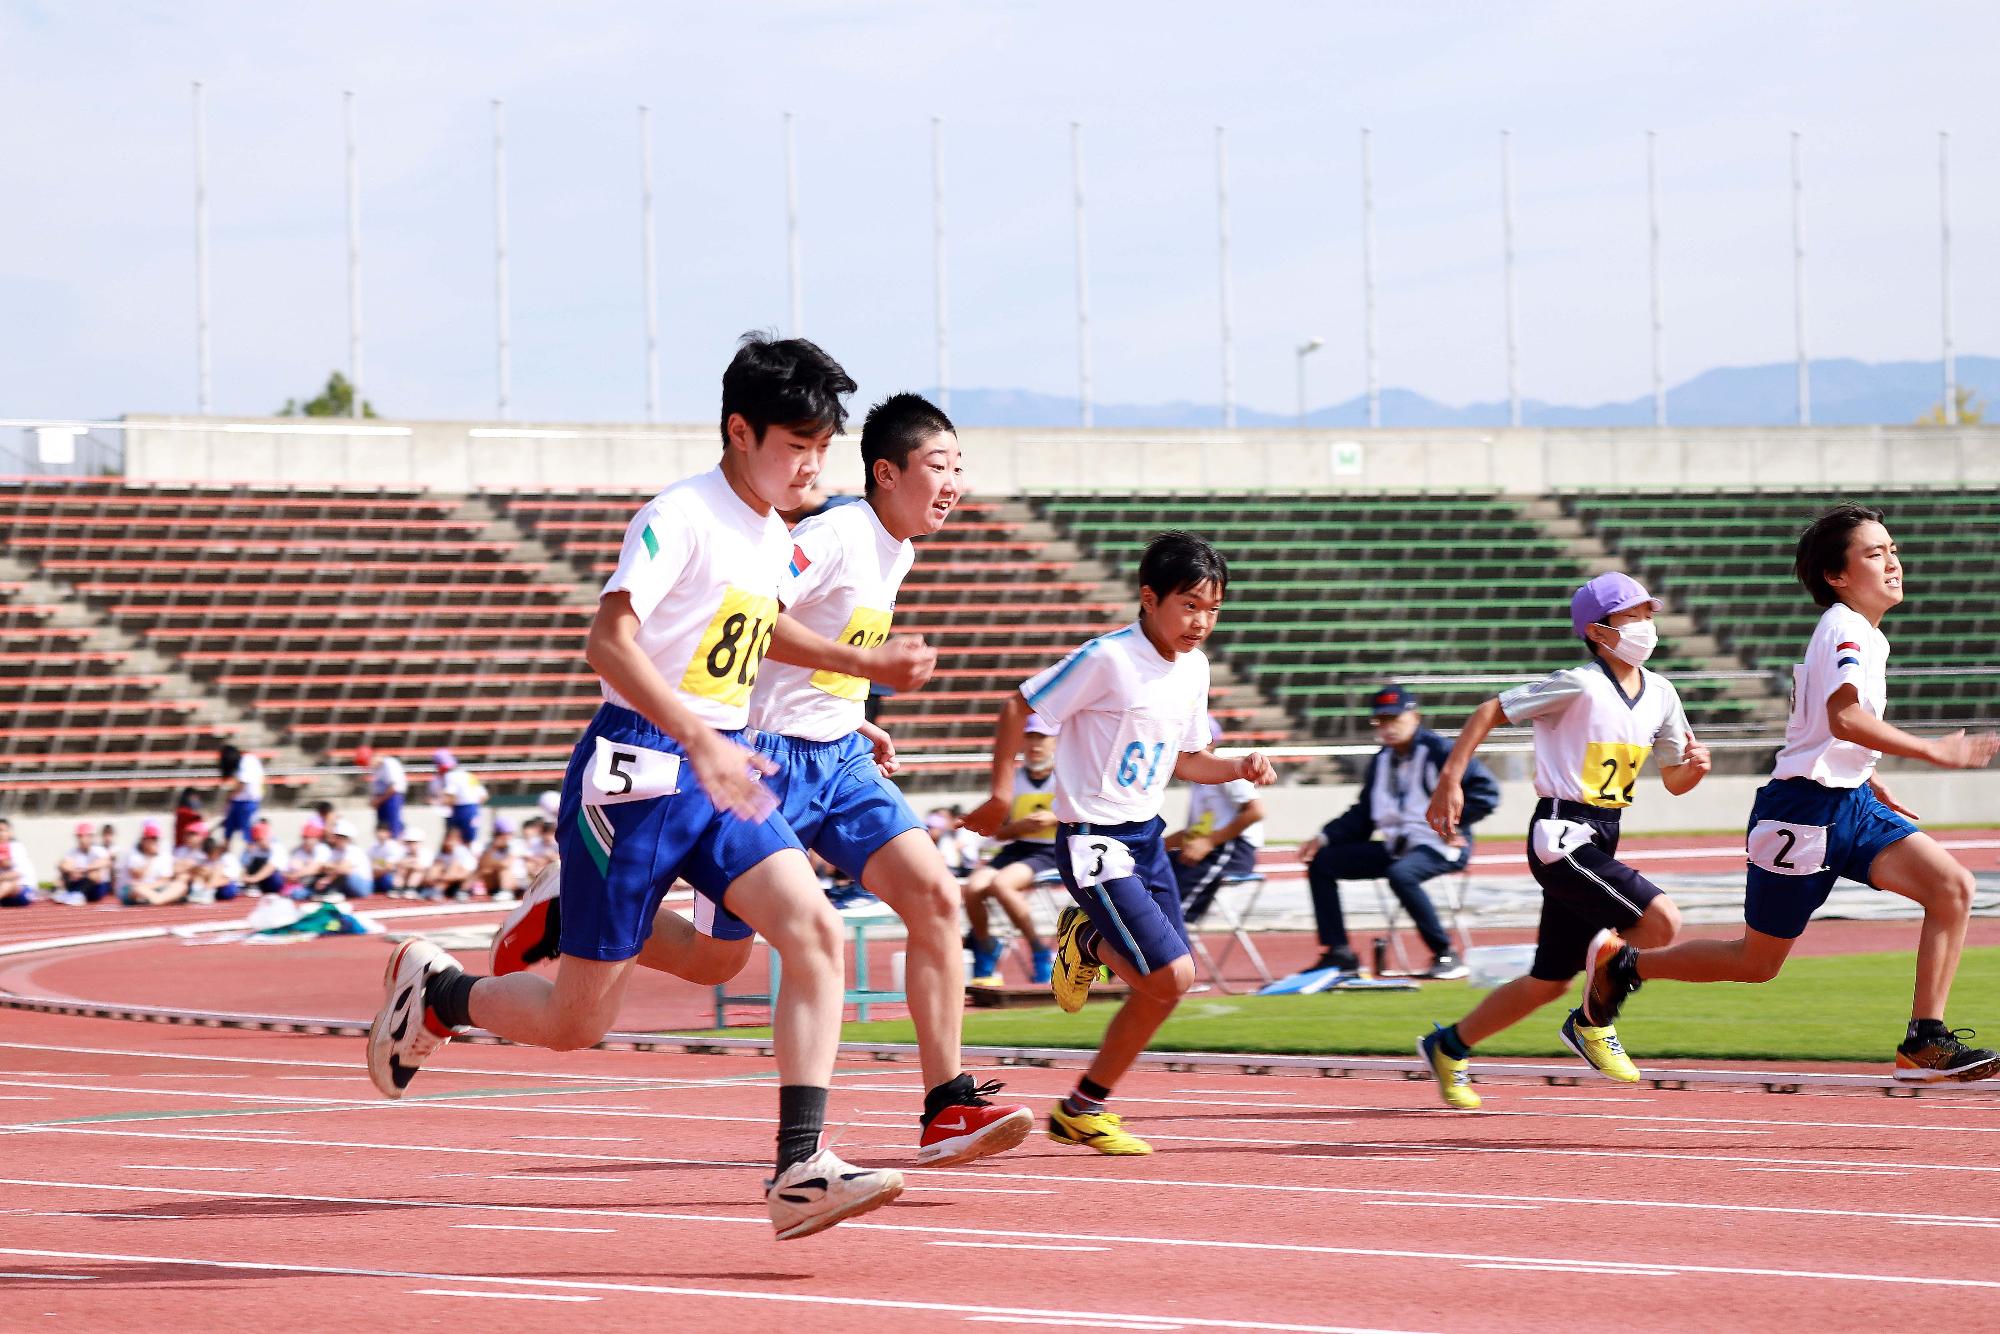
[[1835, 640, 1862, 669], [788, 544, 812, 578]]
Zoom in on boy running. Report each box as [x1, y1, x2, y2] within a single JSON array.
[[1418, 572, 1712, 1109], [1589, 505, 2000, 1082], [962, 714, 1061, 986], [491, 393, 1033, 1166], [367, 334, 905, 1240], [965, 532, 1276, 1154]]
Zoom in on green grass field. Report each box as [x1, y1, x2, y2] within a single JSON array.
[[709, 947, 2000, 1065]]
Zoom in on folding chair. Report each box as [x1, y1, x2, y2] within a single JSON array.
[[1369, 871, 1474, 974], [1185, 873, 1272, 993]]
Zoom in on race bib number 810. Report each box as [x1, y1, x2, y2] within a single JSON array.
[[810, 606, 892, 701], [679, 586, 779, 708]]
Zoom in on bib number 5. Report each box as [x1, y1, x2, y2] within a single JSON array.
[[584, 737, 682, 807]]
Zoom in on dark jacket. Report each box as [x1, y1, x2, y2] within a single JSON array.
[[1320, 727, 1501, 848]]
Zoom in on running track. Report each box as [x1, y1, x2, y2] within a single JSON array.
[[4, 904, 2000, 1330]]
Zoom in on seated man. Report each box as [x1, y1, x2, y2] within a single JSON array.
[[1168, 716, 1266, 922], [1298, 684, 1499, 978]]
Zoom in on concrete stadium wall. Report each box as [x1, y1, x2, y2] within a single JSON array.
[[121, 416, 2000, 496]]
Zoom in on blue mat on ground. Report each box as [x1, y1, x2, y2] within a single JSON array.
[[1258, 968, 1420, 995]]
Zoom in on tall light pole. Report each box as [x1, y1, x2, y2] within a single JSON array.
[[1501, 129, 1520, 428], [1071, 122, 1093, 428], [640, 105, 659, 424], [492, 99, 511, 420], [1216, 126, 1236, 428], [1791, 130, 1809, 426], [345, 90, 364, 419], [932, 116, 950, 412], [1646, 129, 1665, 427], [193, 81, 211, 416], [1361, 126, 1379, 428], [1295, 337, 1324, 428], [1940, 130, 1957, 425], [784, 111, 802, 337]]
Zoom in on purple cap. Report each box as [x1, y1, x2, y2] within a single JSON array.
[[1023, 713, 1059, 738], [1570, 572, 1663, 640]]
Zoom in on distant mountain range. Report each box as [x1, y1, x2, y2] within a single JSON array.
[[938, 356, 1994, 429]]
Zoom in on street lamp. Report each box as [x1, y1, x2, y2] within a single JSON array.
[[1296, 337, 1325, 428]]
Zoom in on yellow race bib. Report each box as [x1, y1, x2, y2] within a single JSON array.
[[809, 606, 892, 701], [1009, 790, 1054, 823], [679, 586, 780, 707], [1580, 740, 1651, 809]]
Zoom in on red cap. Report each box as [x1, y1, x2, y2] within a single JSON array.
[[74, 820, 94, 836], [354, 745, 374, 766]]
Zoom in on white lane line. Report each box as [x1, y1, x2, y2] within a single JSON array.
[[120, 1165, 255, 1173], [1362, 1202, 1537, 1211], [1734, 1167, 1906, 1177], [452, 1223, 616, 1234], [0, 1248, 1421, 1333], [907, 1186, 1054, 1196], [1297, 1140, 2000, 1175], [1896, 1220, 2000, 1229], [510, 1136, 636, 1143], [412, 1288, 598, 1303], [1521, 1096, 1657, 1103], [931, 1241, 1109, 1253], [965, 1320, 1179, 1332], [33, 1212, 186, 1221], [496, 1175, 630, 1184], [1466, 1263, 1679, 1278], [22, 1125, 760, 1171], [0, 1096, 51, 1101], [0, 1271, 95, 1280]]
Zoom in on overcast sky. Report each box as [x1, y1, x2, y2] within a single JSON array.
[[3, 2, 1995, 423]]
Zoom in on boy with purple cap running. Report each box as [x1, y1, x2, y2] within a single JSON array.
[[1416, 571, 1713, 1109]]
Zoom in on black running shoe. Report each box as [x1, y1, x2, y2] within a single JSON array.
[[1309, 948, 1362, 975], [1895, 1027, 2000, 1084]]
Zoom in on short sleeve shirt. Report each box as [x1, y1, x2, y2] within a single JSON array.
[[233, 754, 265, 801], [1771, 603, 1890, 788], [1498, 661, 1691, 809], [748, 500, 914, 742], [598, 467, 792, 731], [371, 757, 408, 799], [1186, 777, 1264, 847], [1020, 624, 1214, 825], [1005, 765, 1058, 845]]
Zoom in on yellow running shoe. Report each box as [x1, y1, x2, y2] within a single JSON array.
[[1047, 1103, 1153, 1155], [1560, 1008, 1641, 1083], [1050, 906, 1100, 1013], [1417, 1025, 1482, 1111]]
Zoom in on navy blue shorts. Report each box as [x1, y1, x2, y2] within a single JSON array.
[[724, 730, 922, 885], [1743, 777, 1919, 939], [447, 803, 481, 844], [989, 840, 1060, 877], [555, 704, 805, 962], [376, 793, 406, 838], [222, 798, 259, 841], [1055, 817, 1191, 976], [1525, 799, 1665, 981]]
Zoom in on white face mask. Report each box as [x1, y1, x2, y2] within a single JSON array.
[[1600, 621, 1658, 667]]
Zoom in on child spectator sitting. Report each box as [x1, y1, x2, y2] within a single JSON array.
[[0, 817, 37, 908], [56, 821, 113, 905], [318, 819, 373, 898], [239, 820, 283, 897], [120, 822, 186, 906], [172, 788, 205, 852], [518, 816, 556, 880], [173, 819, 211, 902], [190, 832, 243, 904], [286, 819, 332, 896], [475, 817, 526, 900], [423, 825, 479, 900], [368, 822, 407, 897], [397, 832, 430, 895]]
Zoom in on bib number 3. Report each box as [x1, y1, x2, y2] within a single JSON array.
[[1067, 834, 1137, 888]]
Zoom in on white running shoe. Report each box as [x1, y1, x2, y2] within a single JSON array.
[[490, 860, 562, 975], [765, 1147, 905, 1241], [367, 938, 462, 1100]]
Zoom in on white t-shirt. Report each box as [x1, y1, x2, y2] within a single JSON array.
[[599, 466, 792, 731], [1003, 766, 1058, 845], [326, 842, 369, 880], [1771, 602, 1890, 788], [233, 753, 265, 801], [1020, 624, 1213, 826], [433, 768, 485, 807], [0, 839, 36, 885], [58, 845, 102, 880], [371, 756, 408, 799], [205, 850, 244, 885], [120, 848, 174, 889], [435, 845, 479, 877], [1186, 778, 1265, 848], [368, 837, 405, 875], [749, 500, 914, 742], [1498, 661, 1691, 809], [286, 842, 332, 880]]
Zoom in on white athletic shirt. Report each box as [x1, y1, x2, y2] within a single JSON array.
[[0, 840, 35, 884], [431, 767, 486, 807], [1498, 660, 1691, 809], [1004, 765, 1058, 845], [1186, 778, 1265, 847], [233, 753, 265, 801], [1021, 624, 1213, 825], [600, 467, 791, 731], [371, 756, 408, 799], [120, 848, 173, 889], [748, 499, 914, 742], [1771, 602, 1889, 788], [368, 837, 404, 876]]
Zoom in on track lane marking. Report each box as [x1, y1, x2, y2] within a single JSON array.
[[452, 1224, 615, 1234], [411, 1288, 597, 1302]]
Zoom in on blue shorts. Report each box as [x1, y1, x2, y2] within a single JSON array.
[[990, 840, 1060, 877], [722, 730, 922, 885], [376, 793, 406, 838], [555, 704, 806, 962], [223, 797, 259, 841], [447, 804, 481, 844], [1055, 817, 1191, 976], [1743, 777, 1919, 939]]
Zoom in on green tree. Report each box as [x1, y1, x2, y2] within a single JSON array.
[[279, 370, 378, 418], [1916, 386, 1983, 425]]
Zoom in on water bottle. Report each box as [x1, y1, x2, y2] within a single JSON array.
[[1372, 936, 1389, 976]]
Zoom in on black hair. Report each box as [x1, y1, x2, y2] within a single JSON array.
[[312, 800, 335, 821], [860, 393, 954, 494], [217, 743, 241, 779], [719, 331, 857, 447], [1138, 530, 1229, 601], [1794, 503, 1886, 609]]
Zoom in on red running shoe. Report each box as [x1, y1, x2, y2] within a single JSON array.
[[917, 1077, 1035, 1166], [490, 861, 561, 975]]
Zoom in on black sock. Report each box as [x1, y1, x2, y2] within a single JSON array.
[[424, 970, 479, 1030], [1436, 1024, 1472, 1061], [776, 1085, 828, 1172], [922, 1072, 975, 1126], [1908, 1017, 1949, 1046], [1061, 1076, 1112, 1117]]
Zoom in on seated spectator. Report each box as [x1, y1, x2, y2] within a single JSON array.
[[0, 817, 37, 908], [475, 817, 526, 899], [172, 819, 211, 900], [56, 821, 113, 905], [367, 822, 407, 897], [172, 787, 206, 851], [397, 832, 431, 894], [927, 805, 981, 877], [1168, 715, 1267, 921], [286, 819, 332, 895], [423, 825, 479, 900], [519, 816, 557, 880], [960, 716, 1060, 985], [315, 819, 372, 898], [190, 832, 243, 904], [1297, 684, 1499, 978], [119, 822, 187, 906], [239, 820, 283, 897]]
